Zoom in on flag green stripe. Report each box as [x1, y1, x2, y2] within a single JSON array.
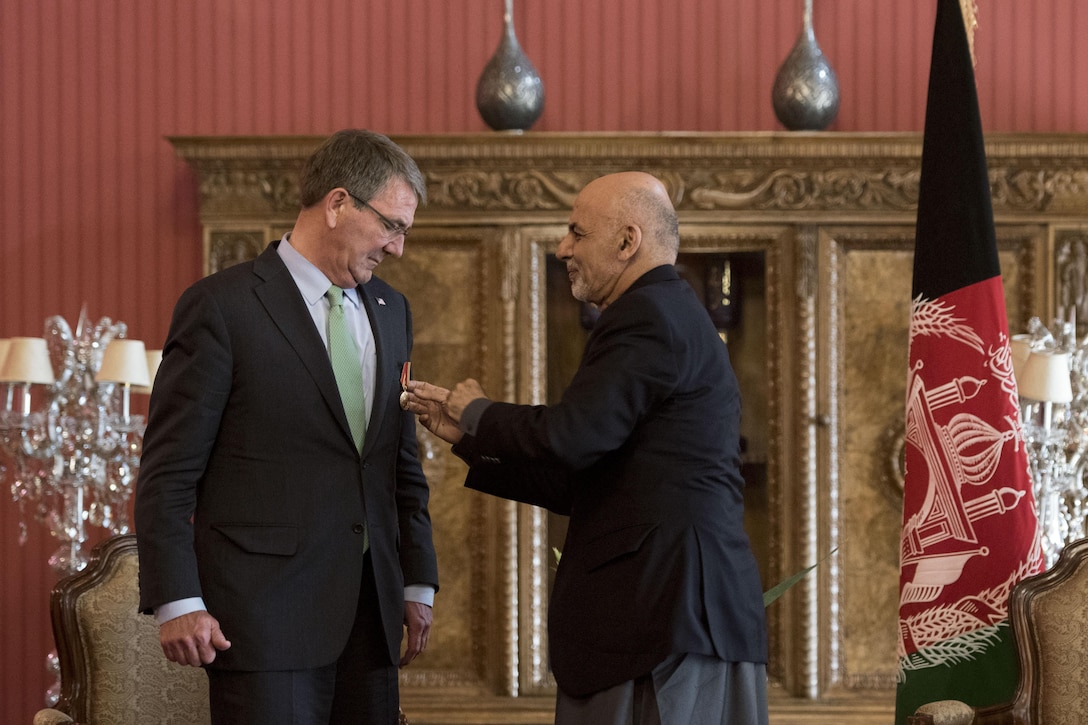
[[894, 627, 1019, 724]]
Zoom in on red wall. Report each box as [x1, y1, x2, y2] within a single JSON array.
[[2, 0, 1087, 720]]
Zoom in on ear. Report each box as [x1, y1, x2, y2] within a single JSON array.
[[325, 188, 351, 229], [618, 225, 641, 260]]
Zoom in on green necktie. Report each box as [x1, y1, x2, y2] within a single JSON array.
[[325, 286, 367, 452]]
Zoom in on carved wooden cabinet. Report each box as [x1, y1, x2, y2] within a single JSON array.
[[170, 133, 1088, 724]]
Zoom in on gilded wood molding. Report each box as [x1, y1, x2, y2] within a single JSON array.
[[171, 133, 1088, 224]]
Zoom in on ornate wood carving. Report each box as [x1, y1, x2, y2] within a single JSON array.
[[206, 230, 266, 275], [1056, 229, 1088, 336], [172, 133, 1088, 220]]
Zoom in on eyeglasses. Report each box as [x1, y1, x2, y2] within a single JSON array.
[[347, 191, 410, 240]]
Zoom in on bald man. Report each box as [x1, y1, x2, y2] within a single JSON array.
[[406, 172, 768, 725]]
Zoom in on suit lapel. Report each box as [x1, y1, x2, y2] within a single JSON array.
[[252, 246, 357, 451], [358, 283, 391, 457]]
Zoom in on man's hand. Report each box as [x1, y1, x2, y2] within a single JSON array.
[[399, 600, 433, 668], [404, 380, 463, 444], [159, 610, 231, 667], [447, 379, 487, 421]]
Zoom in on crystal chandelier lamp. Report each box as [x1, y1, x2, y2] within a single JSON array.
[[0, 308, 160, 575], [1014, 313, 1088, 568]]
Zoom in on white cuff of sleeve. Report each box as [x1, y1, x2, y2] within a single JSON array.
[[404, 585, 435, 608], [154, 597, 207, 626]]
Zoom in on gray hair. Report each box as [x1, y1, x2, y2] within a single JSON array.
[[624, 186, 679, 260], [299, 129, 426, 208]]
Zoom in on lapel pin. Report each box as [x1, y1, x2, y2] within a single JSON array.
[[377, 298, 387, 306]]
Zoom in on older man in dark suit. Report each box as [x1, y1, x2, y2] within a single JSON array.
[[135, 129, 438, 725], [405, 171, 767, 725]]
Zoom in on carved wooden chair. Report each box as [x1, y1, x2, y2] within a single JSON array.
[[33, 534, 211, 725], [909, 536, 1088, 725], [33, 533, 408, 725]]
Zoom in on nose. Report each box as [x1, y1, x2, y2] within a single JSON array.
[[384, 235, 405, 258], [556, 233, 573, 261]]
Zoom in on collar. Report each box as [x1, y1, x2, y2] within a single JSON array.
[[625, 264, 679, 295], [277, 234, 361, 309]]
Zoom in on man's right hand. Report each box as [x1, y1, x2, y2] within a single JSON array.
[[160, 610, 231, 667], [405, 380, 464, 444]]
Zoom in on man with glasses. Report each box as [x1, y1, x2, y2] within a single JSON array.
[[135, 129, 438, 725]]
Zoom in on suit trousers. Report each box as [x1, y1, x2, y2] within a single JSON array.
[[554, 655, 768, 725], [207, 552, 399, 725]]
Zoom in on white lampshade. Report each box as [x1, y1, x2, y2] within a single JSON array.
[[0, 338, 10, 377], [96, 339, 151, 387], [1009, 334, 1033, 382], [1017, 350, 1073, 403], [0, 337, 56, 384], [133, 349, 163, 394]]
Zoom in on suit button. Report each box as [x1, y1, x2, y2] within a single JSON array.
[[352, 524, 365, 534]]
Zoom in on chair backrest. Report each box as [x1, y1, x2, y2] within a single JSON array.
[[50, 534, 210, 725], [1005, 536, 1088, 724]]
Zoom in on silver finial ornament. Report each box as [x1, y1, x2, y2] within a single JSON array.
[[476, 0, 545, 132], [772, 0, 840, 131]]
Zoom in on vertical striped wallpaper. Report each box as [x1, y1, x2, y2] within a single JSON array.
[[2, 0, 1087, 719]]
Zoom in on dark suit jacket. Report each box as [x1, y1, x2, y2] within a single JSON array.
[[454, 265, 766, 697], [135, 241, 438, 671]]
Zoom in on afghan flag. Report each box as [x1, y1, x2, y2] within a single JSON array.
[[895, 1, 1043, 722]]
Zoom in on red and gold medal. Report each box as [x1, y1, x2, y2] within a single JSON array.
[[399, 361, 412, 410]]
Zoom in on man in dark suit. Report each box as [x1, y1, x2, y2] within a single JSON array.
[[135, 129, 439, 725], [404, 172, 767, 724]]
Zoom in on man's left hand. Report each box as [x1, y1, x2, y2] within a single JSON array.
[[400, 600, 432, 667]]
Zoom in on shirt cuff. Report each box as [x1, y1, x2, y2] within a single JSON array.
[[154, 597, 207, 625], [405, 585, 435, 608], [460, 398, 492, 437]]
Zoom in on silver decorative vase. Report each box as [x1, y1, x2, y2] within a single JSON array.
[[475, 0, 545, 132], [771, 0, 840, 131]]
